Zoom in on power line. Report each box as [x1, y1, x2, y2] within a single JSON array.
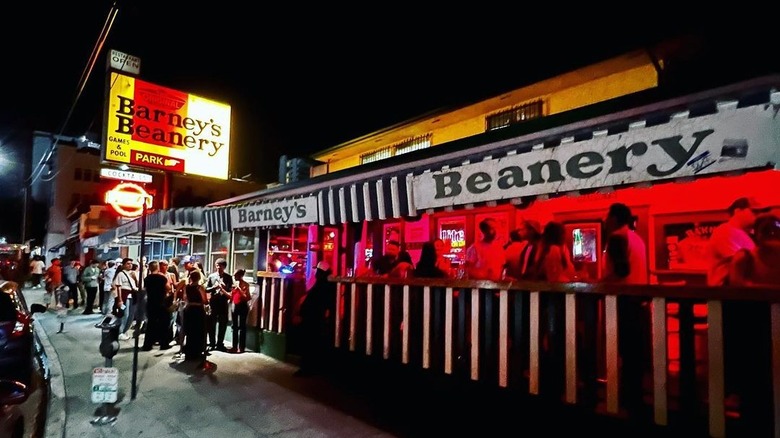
[[27, 2, 119, 186]]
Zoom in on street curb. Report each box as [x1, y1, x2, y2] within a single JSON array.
[[28, 292, 67, 438]]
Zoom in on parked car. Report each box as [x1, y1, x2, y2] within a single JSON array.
[[0, 281, 49, 438]]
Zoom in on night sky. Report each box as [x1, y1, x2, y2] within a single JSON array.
[[1, 4, 775, 218]]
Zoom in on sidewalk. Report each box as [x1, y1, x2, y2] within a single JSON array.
[[24, 285, 679, 438], [22, 286, 396, 438]]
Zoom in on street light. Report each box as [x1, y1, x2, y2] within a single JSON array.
[[0, 141, 27, 243], [0, 143, 14, 173]]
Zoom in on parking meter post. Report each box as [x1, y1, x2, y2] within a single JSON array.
[[93, 316, 121, 426]]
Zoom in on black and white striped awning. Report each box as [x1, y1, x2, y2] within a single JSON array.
[[203, 207, 232, 232], [317, 174, 416, 225], [97, 228, 117, 246]]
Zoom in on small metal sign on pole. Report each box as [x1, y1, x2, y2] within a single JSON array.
[[91, 367, 119, 404], [90, 365, 119, 426]]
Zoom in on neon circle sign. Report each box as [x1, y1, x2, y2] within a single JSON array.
[[104, 182, 153, 217]]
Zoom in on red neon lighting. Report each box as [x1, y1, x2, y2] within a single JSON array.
[[104, 182, 153, 218]]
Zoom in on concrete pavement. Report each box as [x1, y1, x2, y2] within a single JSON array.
[[23, 286, 396, 438], [24, 285, 681, 438]]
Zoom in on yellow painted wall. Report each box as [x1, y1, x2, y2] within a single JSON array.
[[312, 51, 660, 175], [547, 65, 658, 114]]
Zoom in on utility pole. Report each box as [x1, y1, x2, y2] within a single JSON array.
[[20, 186, 27, 243], [131, 200, 148, 400]]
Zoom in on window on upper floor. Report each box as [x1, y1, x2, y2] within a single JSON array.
[[360, 146, 393, 165], [83, 169, 92, 181], [485, 100, 544, 132], [74, 168, 82, 180], [360, 134, 432, 165]]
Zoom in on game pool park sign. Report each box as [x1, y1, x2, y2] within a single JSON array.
[[103, 71, 231, 180]]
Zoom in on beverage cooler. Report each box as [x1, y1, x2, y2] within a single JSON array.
[[564, 222, 602, 282], [437, 216, 467, 277]]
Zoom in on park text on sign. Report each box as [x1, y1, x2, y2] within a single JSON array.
[[91, 367, 119, 403], [104, 72, 231, 180], [104, 182, 153, 218]]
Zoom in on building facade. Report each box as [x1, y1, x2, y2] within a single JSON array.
[[30, 131, 263, 264], [92, 43, 780, 360]]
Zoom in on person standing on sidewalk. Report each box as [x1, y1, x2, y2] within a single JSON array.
[[45, 258, 63, 309], [29, 256, 45, 288], [101, 260, 117, 315], [205, 258, 232, 352], [62, 259, 80, 309], [172, 257, 198, 358], [159, 260, 178, 344], [167, 256, 181, 282], [228, 269, 251, 354], [183, 270, 208, 362], [97, 260, 107, 313], [113, 258, 138, 341], [75, 261, 87, 311], [130, 260, 147, 332], [141, 261, 172, 351], [81, 259, 101, 315]]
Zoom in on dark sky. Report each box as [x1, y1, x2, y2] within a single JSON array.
[[1, 3, 775, 187]]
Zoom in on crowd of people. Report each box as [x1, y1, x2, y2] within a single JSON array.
[[335, 198, 779, 420], [37, 254, 253, 366], [26, 197, 780, 415], [354, 202, 649, 286], [347, 198, 778, 289]]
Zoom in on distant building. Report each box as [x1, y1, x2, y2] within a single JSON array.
[[278, 155, 322, 184], [29, 131, 263, 263]]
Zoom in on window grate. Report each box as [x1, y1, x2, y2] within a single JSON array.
[[394, 134, 432, 156], [486, 100, 544, 131], [360, 146, 394, 164], [360, 134, 432, 165]]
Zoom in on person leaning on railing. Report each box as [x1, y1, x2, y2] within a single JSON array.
[[600, 203, 648, 416], [728, 212, 780, 286], [414, 241, 449, 278], [723, 211, 780, 435]]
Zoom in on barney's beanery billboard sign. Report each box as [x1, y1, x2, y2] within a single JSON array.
[[103, 71, 231, 180]]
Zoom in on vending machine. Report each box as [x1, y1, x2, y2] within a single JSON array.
[[564, 222, 602, 282]]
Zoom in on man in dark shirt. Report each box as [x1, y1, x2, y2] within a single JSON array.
[[141, 261, 172, 351], [206, 258, 232, 351]]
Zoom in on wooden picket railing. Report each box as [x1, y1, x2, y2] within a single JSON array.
[[255, 272, 780, 437]]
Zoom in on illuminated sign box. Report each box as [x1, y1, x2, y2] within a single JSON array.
[[103, 72, 231, 180]]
